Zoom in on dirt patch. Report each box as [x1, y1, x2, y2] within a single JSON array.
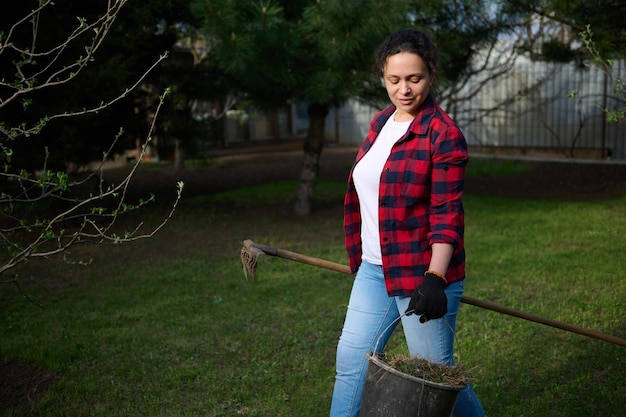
[[104, 141, 626, 203], [0, 358, 59, 414], [465, 158, 626, 201]]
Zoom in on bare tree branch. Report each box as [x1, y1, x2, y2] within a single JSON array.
[[0, 0, 128, 109], [0, 0, 184, 282]]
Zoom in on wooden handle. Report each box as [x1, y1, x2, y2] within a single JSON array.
[[245, 240, 626, 347]]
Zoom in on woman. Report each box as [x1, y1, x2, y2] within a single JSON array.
[[330, 29, 485, 417]]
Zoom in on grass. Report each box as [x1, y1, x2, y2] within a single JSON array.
[[466, 157, 532, 178], [1, 158, 625, 416], [190, 179, 348, 208]]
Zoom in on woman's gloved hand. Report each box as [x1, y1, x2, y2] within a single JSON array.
[[405, 272, 447, 323]]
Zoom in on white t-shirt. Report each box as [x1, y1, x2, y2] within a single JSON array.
[[352, 112, 411, 265]]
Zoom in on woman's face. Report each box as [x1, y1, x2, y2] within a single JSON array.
[[382, 52, 434, 122]]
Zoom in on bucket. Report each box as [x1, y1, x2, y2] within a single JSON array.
[[359, 314, 465, 417], [359, 353, 463, 417]]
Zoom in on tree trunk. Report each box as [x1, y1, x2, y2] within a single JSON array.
[[294, 103, 330, 216], [174, 138, 185, 170]]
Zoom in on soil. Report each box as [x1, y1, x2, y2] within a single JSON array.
[[3, 139, 626, 414], [104, 141, 626, 202]]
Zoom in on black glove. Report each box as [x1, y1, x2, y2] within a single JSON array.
[[405, 272, 448, 323]]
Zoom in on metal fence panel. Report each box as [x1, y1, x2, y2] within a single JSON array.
[[455, 59, 626, 160]]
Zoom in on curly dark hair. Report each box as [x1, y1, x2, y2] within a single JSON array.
[[374, 29, 438, 76]]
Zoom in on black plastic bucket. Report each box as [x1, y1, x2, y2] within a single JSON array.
[[359, 353, 463, 417]]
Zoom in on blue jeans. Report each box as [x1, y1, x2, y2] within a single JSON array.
[[330, 261, 485, 417]]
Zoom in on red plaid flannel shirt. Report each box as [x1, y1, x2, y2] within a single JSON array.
[[344, 96, 468, 297]]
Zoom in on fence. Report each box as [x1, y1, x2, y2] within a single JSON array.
[[327, 59, 626, 160], [453, 58, 626, 160]]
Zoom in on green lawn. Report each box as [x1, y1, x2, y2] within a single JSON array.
[[1, 158, 625, 416]]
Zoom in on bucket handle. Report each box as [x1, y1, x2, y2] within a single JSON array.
[[373, 314, 405, 354], [373, 313, 457, 362]]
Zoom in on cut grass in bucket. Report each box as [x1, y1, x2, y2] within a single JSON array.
[[382, 354, 472, 387]]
